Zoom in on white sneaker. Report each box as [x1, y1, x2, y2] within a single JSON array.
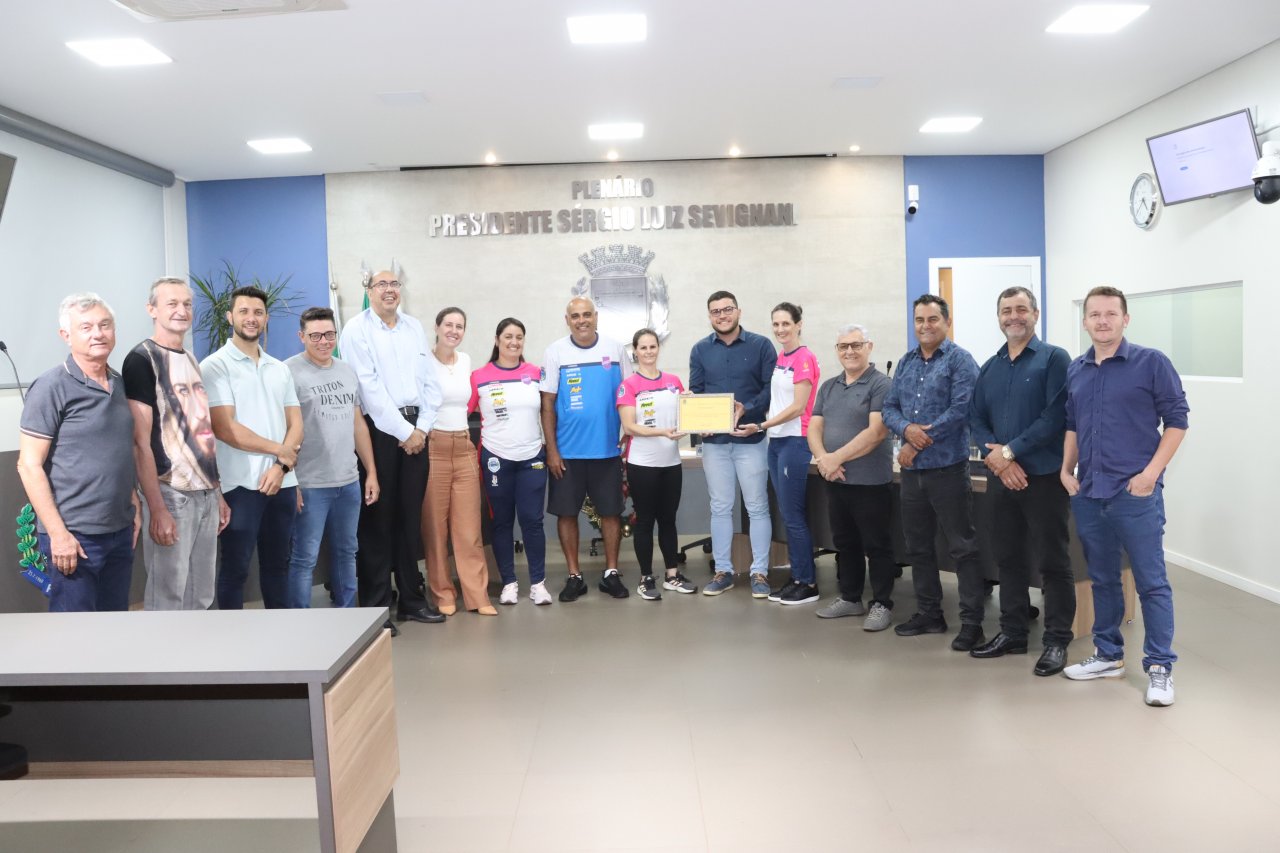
[[529, 581, 553, 606], [1145, 665, 1175, 706], [1063, 651, 1126, 680], [499, 582, 519, 605]]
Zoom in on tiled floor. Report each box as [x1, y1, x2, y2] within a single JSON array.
[[3, 549, 1280, 852]]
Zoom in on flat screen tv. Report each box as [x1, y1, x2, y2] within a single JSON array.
[[1146, 109, 1260, 205]]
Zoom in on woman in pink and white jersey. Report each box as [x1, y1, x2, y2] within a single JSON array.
[[736, 302, 821, 605], [616, 329, 697, 600], [468, 318, 551, 605]]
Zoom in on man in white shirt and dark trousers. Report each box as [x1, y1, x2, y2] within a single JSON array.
[[339, 270, 444, 624]]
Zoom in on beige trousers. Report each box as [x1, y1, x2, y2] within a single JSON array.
[[423, 429, 491, 610]]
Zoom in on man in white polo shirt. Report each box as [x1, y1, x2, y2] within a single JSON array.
[[201, 285, 303, 609]]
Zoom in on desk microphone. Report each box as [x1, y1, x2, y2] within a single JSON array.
[[1, 340, 26, 403]]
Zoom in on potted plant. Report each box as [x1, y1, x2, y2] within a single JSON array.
[[190, 259, 300, 354]]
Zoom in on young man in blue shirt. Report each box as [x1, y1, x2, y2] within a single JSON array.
[[689, 290, 776, 598], [1061, 286, 1188, 707]]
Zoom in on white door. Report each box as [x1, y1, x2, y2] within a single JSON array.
[[928, 257, 1042, 361]]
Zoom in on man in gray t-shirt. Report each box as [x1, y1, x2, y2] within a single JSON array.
[[17, 293, 140, 612], [285, 307, 380, 609], [806, 323, 897, 631]]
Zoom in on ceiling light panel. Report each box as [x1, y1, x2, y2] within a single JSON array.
[[247, 138, 312, 154], [1046, 5, 1149, 34], [919, 117, 983, 133], [589, 122, 644, 140], [66, 38, 172, 67], [567, 14, 647, 44]]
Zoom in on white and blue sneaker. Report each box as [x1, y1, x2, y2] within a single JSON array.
[[1145, 665, 1175, 706], [1063, 652, 1125, 680]]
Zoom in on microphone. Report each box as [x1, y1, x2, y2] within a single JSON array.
[[885, 360, 893, 377], [1, 340, 26, 402]]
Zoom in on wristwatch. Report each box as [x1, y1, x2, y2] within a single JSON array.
[[276, 460, 292, 474], [1000, 445, 1015, 462]]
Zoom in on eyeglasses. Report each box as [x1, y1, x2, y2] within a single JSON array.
[[708, 306, 738, 317], [836, 341, 868, 352], [306, 331, 337, 342], [369, 280, 402, 291]]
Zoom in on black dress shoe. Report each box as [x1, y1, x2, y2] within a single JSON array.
[[970, 632, 1029, 659], [397, 607, 446, 624], [384, 619, 401, 638], [1034, 645, 1068, 677], [950, 624, 986, 652]]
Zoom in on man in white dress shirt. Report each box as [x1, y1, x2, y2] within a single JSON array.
[[338, 270, 444, 624]]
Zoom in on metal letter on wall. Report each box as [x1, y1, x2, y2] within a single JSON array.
[[570, 244, 669, 349]]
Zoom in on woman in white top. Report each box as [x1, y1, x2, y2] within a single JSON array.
[[422, 307, 494, 616], [617, 328, 697, 599]]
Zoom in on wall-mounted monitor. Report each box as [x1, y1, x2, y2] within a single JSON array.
[[0, 151, 16, 225], [1146, 109, 1260, 205]]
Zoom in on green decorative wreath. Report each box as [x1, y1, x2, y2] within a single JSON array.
[[16, 503, 51, 596]]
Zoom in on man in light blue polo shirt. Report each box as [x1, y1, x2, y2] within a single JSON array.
[[201, 285, 303, 610]]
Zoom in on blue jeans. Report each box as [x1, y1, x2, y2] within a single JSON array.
[[1072, 486, 1176, 671], [217, 486, 297, 610], [40, 526, 134, 612], [481, 448, 548, 586], [702, 440, 771, 573], [288, 481, 361, 608], [768, 436, 816, 583]]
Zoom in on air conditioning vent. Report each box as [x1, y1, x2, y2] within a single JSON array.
[[111, 0, 339, 23]]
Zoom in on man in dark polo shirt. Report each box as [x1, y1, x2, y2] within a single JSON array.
[[17, 292, 140, 612], [1062, 286, 1188, 707], [968, 286, 1074, 676], [807, 323, 896, 631], [689, 290, 776, 598]]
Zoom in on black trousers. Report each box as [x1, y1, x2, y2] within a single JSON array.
[[825, 481, 896, 608], [900, 462, 986, 626], [626, 462, 682, 574], [356, 415, 429, 612], [988, 473, 1075, 646]]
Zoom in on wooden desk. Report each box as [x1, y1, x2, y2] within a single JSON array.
[[0, 609, 398, 853]]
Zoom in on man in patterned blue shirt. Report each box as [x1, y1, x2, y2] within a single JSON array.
[[882, 294, 985, 650]]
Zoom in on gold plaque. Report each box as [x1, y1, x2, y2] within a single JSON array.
[[678, 393, 736, 434]]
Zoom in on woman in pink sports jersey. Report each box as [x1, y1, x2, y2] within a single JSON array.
[[468, 318, 551, 606], [735, 302, 821, 606], [616, 329, 698, 600]]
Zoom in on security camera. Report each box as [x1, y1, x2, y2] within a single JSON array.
[[907, 200, 919, 215], [1253, 140, 1280, 205], [907, 184, 920, 215]]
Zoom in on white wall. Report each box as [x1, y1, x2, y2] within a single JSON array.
[[0, 129, 168, 452], [1045, 41, 1280, 601], [325, 156, 908, 381]]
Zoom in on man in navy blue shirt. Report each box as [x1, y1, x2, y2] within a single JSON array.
[[689, 290, 776, 598], [968, 286, 1074, 676], [1061, 286, 1188, 707], [882, 294, 984, 650]]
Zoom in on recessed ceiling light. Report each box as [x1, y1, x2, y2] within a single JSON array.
[[1046, 4, 1149, 34], [484, 152, 497, 165], [247, 138, 312, 155], [832, 76, 883, 90], [567, 14, 647, 44], [848, 144, 862, 153], [589, 122, 644, 141], [66, 38, 171, 67], [920, 117, 983, 133], [728, 146, 741, 157], [606, 150, 620, 161]]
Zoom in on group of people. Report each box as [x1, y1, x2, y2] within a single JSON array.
[[16, 274, 1187, 706]]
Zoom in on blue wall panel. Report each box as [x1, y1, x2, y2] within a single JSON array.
[[901, 155, 1046, 347], [186, 175, 328, 360]]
